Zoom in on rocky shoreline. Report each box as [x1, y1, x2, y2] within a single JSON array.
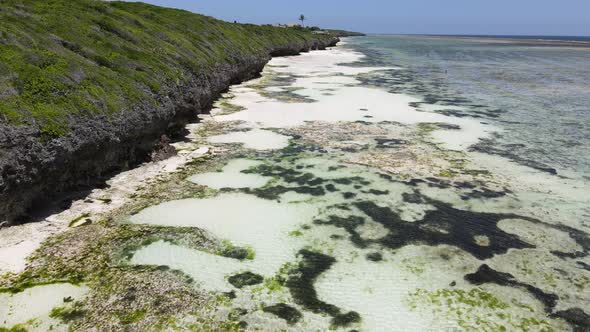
[[0, 7, 338, 225]]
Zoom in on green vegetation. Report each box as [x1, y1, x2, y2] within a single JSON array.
[[0, 326, 28, 332], [263, 303, 302, 325], [218, 240, 256, 260], [227, 271, 263, 289], [289, 230, 304, 237], [324, 29, 366, 37], [0, 0, 336, 138], [49, 302, 86, 322], [118, 309, 147, 325], [408, 287, 557, 331]]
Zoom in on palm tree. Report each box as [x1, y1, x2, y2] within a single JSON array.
[[299, 14, 305, 27]]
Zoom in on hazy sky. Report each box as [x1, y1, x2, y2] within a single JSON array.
[[128, 0, 590, 36]]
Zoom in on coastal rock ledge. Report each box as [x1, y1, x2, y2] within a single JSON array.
[[0, 0, 339, 224]]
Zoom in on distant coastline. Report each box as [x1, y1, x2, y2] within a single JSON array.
[[426, 34, 590, 43], [371, 34, 590, 47], [325, 29, 366, 37]]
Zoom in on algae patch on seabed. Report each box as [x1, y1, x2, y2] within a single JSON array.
[[407, 286, 566, 331], [187, 159, 270, 189], [126, 150, 581, 330]]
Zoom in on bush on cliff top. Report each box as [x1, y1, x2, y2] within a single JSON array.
[[0, 0, 335, 137]]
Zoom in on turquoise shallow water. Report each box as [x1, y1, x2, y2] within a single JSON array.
[[347, 35, 590, 179], [123, 43, 589, 330]]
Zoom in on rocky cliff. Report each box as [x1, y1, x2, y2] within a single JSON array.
[[0, 0, 339, 224]]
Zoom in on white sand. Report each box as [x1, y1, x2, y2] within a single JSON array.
[[215, 48, 494, 151]]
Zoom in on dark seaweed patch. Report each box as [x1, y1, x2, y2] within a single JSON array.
[[550, 251, 586, 259], [241, 163, 348, 199], [354, 196, 535, 259], [436, 109, 472, 118], [225, 291, 237, 299], [548, 224, 590, 257], [331, 311, 361, 328], [228, 272, 264, 288], [342, 192, 357, 199], [331, 203, 352, 211], [402, 191, 425, 204], [460, 188, 507, 200], [378, 173, 394, 181], [245, 185, 325, 200], [411, 190, 588, 259], [277, 143, 327, 158], [285, 250, 338, 315], [375, 138, 408, 148], [262, 303, 303, 325], [465, 264, 557, 312], [328, 165, 346, 171], [221, 247, 251, 260], [406, 178, 426, 186], [577, 261, 590, 272], [314, 216, 367, 248], [332, 177, 371, 186], [470, 138, 558, 175], [436, 123, 461, 130], [228, 308, 248, 320], [364, 189, 390, 196], [423, 177, 452, 189], [453, 181, 477, 189], [465, 264, 590, 332], [285, 250, 360, 328], [243, 164, 326, 186], [366, 252, 383, 262], [551, 308, 590, 332]]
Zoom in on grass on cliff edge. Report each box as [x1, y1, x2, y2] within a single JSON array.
[[0, 0, 335, 139]]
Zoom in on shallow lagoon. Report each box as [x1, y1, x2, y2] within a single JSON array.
[[130, 153, 584, 330], [125, 40, 589, 331], [123, 41, 590, 331], [3, 38, 588, 331]]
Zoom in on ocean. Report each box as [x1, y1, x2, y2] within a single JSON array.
[[413, 34, 590, 43], [128, 38, 590, 330], [348, 34, 590, 180]]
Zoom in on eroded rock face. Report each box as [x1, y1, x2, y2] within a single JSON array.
[[0, 38, 339, 225]]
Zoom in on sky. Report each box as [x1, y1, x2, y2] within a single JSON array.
[[127, 0, 590, 36]]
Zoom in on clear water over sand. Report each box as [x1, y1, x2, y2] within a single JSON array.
[[0, 283, 88, 331], [126, 38, 589, 331]]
